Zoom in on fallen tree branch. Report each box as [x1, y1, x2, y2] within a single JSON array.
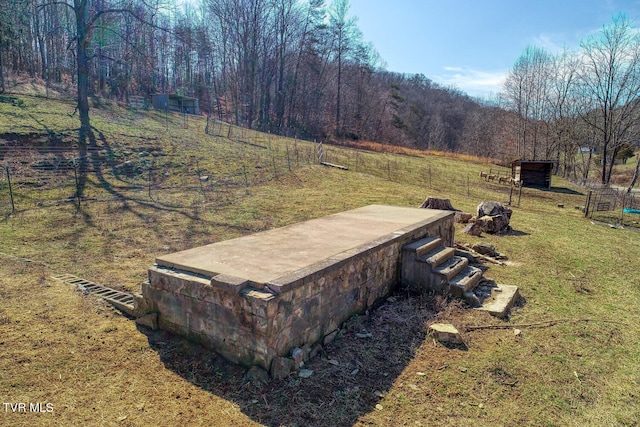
[[454, 243, 506, 266], [320, 161, 349, 170], [466, 318, 628, 331]]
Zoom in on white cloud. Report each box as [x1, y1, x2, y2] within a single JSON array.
[[531, 34, 567, 54], [433, 67, 508, 99]]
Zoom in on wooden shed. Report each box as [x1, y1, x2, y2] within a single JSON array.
[[152, 94, 199, 115], [511, 160, 556, 189]]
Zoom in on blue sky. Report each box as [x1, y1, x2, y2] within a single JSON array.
[[348, 0, 640, 99]]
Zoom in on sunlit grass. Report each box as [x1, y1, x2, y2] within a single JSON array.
[[0, 86, 639, 426]]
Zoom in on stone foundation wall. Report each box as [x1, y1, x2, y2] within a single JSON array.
[[142, 211, 454, 375]]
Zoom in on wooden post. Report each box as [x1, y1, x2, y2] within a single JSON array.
[[286, 144, 291, 171], [508, 183, 514, 206], [148, 161, 153, 200], [272, 152, 278, 178], [5, 161, 15, 212], [517, 184, 523, 207], [73, 159, 81, 209]]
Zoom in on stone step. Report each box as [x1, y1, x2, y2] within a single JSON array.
[[415, 238, 444, 258], [402, 237, 443, 259], [419, 246, 455, 268], [434, 256, 469, 281], [476, 284, 520, 318], [449, 265, 483, 296]]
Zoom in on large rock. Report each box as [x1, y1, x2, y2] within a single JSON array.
[[463, 222, 483, 236], [477, 201, 512, 220], [476, 201, 512, 234], [454, 211, 473, 223]]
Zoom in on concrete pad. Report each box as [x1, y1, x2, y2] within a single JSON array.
[[476, 284, 520, 318], [146, 204, 456, 372], [156, 205, 450, 286]]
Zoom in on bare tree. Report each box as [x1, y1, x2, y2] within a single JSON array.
[[36, 0, 165, 142], [628, 151, 640, 192], [503, 45, 553, 160], [546, 49, 581, 177], [328, 0, 359, 136], [578, 14, 640, 185]]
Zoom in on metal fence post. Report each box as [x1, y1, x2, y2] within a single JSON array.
[[584, 190, 592, 217], [195, 157, 206, 202]]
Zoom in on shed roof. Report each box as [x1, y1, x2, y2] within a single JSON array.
[[511, 159, 557, 166]]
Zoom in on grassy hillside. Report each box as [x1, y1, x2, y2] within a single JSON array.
[[1, 89, 639, 426]]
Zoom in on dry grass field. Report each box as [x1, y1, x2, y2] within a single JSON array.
[[1, 87, 639, 426]]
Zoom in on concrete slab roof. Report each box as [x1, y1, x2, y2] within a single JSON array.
[[155, 205, 451, 285]]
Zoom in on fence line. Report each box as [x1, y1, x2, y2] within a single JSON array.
[[584, 187, 640, 226], [2, 133, 530, 217]]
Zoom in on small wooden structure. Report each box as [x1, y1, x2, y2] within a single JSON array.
[[511, 160, 556, 189], [152, 94, 199, 115]]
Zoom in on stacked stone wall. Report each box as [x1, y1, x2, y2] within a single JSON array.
[[143, 212, 455, 374]]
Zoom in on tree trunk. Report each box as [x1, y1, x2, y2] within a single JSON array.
[[75, 0, 91, 141], [336, 50, 341, 136], [33, 2, 47, 81], [0, 45, 4, 93], [606, 145, 620, 185], [628, 154, 640, 193]]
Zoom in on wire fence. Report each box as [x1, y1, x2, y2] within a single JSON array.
[[584, 187, 640, 226], [0, 132, 323, 215], [1, 122, 529, 218]]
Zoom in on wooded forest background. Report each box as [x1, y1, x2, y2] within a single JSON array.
[[0, 0, 639, 186]]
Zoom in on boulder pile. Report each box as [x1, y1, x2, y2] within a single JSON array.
[[463, 201, 512, 236]]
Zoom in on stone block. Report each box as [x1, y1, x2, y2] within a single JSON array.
[[291, 347, 304, 367], [133, 290, 153, 315], [429, 323, 463, 344], [135, 312, 158, 330], [270, 356, 295, 379], [463, 222, 483, 236]]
